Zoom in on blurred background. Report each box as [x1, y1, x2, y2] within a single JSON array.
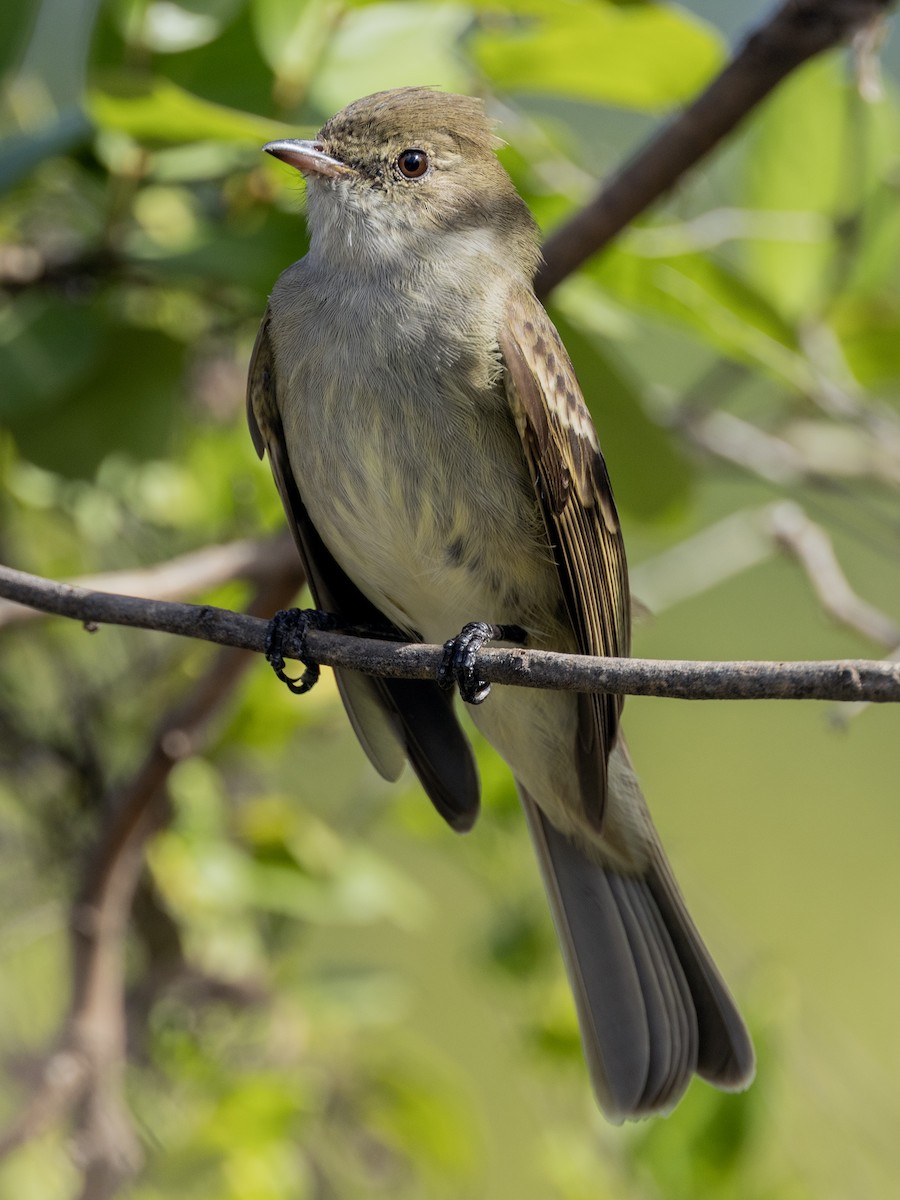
[[1, 1, 899, 1197]]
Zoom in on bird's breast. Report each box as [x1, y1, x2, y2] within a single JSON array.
[[273, 279, 560, 642]]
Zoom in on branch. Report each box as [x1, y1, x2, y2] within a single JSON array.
[[535, 0, 895, 296], [768, 501, 900, 647], [1, 564, 898, 704], [0, 533, 294, 628], [630, 501, 900, 652]]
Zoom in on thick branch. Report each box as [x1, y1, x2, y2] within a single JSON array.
[[535, 0, 894, 296], [1, 564, 898, 703]]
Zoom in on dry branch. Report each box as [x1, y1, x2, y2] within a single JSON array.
[[768, 502, 900, 647], [1, 564, 898, 704], [535, 0, 895, 295], [0, 534, 295, 629]]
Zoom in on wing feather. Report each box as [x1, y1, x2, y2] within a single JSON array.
[[248, 312, 480, 831], [499, 288, 630, 829]]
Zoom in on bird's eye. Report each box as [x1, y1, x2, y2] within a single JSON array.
[[396, 149, 429, 179]]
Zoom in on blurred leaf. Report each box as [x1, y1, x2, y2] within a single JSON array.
[[529, 976, 581, 1063], [364, 1048, 479, 1181], [310, 2, 472, 118], [251, 0, 340, 92], [740, 56, 900, 318], [157, 4, 277, 115], [833, 295, 900, 389], [0, 0, 36, 78], [153, 206, 308, 297], [13, 0, 101, 110], [0, 107, 92, 195], [5, 322, 186, 477], [88, 74, 290, 144], [843, 176, 900, 301], [0, 297, 104, 417], [591, 241, 808, 386], [473, 0, 724, 112], [549, 306, 692, 518], [205, 1074, 306, 1148], [135, 1, 229, 53], [485, 904, 551, 978], [632, 1064, 761, 1194]]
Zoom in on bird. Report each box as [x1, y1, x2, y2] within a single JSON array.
[[247, 85, 754, 1121]]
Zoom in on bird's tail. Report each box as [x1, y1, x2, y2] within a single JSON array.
[[519, 789, 754, 1121]]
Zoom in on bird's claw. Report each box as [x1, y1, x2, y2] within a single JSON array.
[[438, 621, 526, 705], [264, 608, 335, 695]]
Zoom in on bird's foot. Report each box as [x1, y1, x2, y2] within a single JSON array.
[[264, 608, 336, 695], [438, 621, 526, 705]]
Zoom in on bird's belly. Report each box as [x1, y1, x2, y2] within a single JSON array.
[[280, 381, 620, 847], [304, 441, 594, 827], [304, 434, 553, 642], [284, 387, 560, 644]]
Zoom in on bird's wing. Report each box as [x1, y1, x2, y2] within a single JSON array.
[[498, 287, 630, 830], [248, 311, 480, 831]]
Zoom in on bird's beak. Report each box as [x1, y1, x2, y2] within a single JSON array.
[[262, 139, 351, 179]]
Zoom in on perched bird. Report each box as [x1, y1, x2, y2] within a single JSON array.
[[248, 86, 754, 1120]]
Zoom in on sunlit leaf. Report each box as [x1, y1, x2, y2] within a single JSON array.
[[739, 56, 900, 318], [473, 1, 724, 112], [156, 4, 277, 115], [591, 240, 809, 387], [88, 74, 291, 144], [251, 0, 340, 87], [363, 1047, 479, 1179], [310, 2, 472, 117]]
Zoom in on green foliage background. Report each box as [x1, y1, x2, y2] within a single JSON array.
[[1, 1, 899, 1196]]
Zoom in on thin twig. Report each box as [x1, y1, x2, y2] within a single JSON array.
[[630, 501, 900, 651], [0, 533, 295, 629], [0, 564, 897, 703], [534, 0, 894, 296], [768, 501, 900, 647]]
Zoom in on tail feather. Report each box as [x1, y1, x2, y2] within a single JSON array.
[[520, 789, 754, 1120], [647, 855, 755, 1088], [611, 873, 697, 1108]]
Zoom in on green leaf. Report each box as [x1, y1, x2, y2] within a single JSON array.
[[12, 0, 101, 110], [5, 323, 186, 477], [251, 0, 339, 86], [591, 241, 809, 387], [549, 306, 692, 519], [739, 55, 900, 318], [473, 1, 724, 113], [0, 107, 92, 195], [0, 297, 104, 418], [310, 2, 472, 118], [88, 74, 291, 145], [156, 4, 278, 115], [363, 1048, 479, 1179], [0, 0, 39, 78], [152, 207, 308, 297], [833, 296, 900, 389]]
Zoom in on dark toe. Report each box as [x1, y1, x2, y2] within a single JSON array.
[[264, 608, 334, 695]]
